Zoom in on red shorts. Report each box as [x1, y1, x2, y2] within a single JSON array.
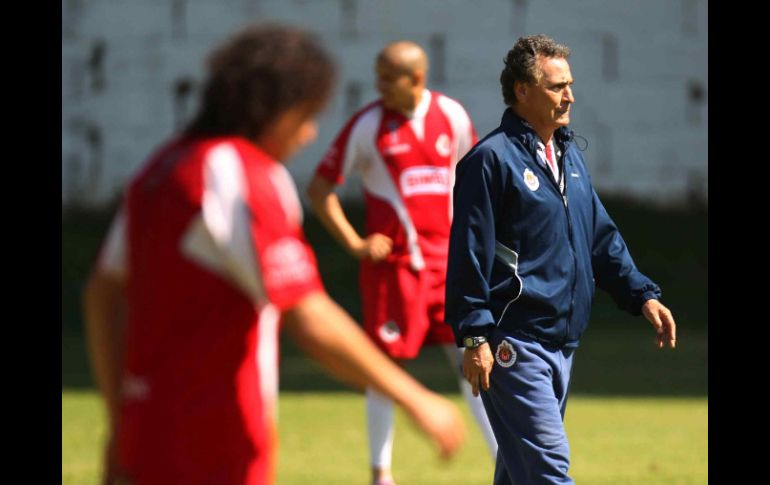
[[360, 260, 455, 359]]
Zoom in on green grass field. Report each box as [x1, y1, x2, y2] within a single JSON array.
[[63, 199, 707, 484], [63, 323, 708, 484], [62, 391, 707, 485]]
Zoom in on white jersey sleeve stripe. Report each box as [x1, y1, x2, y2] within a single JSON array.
[[267, 163, 304, 228], [436, 94, 474, 163], [362, 152, 425, 271], [437, 94, 475, 222], [341, 106, 382, 180], [181, 142, 266, 304]]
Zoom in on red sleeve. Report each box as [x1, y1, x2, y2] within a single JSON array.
[[248, 166, 324, 311], [255, 224, 323, 311], [313, 116, 358, 185]]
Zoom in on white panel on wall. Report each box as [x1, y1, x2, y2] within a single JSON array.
[[61, 0, 707, 208]]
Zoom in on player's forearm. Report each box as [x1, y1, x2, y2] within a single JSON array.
[[306, 177, 364, 256], [82, 270, 127, 426], [283, 292, 429, 404], [316, 197, 364, 256]]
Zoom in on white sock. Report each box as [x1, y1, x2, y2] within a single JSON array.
[[442, 344, 499, 459], [366, 387, 395, 468]]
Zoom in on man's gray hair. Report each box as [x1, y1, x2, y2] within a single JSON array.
[[500, 34, 570, 106]]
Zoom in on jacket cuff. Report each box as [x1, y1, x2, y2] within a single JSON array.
[[634, 288, 662, 315], [455, 309, 495, 346]]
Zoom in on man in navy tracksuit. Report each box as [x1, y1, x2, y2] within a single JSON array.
[[445, 34, 677, 484]]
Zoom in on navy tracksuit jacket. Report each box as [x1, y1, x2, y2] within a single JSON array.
[[445, 108, 663, 484], [446, 108, 661, 349]]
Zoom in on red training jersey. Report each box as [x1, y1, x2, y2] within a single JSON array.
[[314, 89, 477, 270], [98, 136, 323, 485]]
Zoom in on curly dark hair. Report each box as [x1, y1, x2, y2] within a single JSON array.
[[500, 35, 570, 106], [185, 23, 336, 140]]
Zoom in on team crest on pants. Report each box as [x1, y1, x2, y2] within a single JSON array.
[[379, 320, 401, 343], [495, 340, 517, 367]]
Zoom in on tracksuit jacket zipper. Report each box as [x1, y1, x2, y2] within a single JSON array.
[[530, 137, 578, 347]]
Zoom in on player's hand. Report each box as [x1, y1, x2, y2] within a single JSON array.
[[404, 390, 466, 459], [642, 299, 676, 349], [353, 233, 393, 262], [463, 343, 494, 397]]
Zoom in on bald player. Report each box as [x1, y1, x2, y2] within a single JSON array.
[[307, 41, 497, 485]]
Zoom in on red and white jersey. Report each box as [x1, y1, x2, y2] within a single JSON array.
[[98, 136, 323, 485], [314, 89, 477, 270]]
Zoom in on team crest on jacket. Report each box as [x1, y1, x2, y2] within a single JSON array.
[[523, 168, 539, 191], [495, 340, 516, 367], [379, 320, 401, 343]]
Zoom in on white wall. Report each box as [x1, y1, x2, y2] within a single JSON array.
[[62, 0, 708, 208]]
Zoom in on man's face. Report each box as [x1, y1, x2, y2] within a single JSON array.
[[520, 56, 574, 133], [257, 105, 318, 162], [376, 59, 421, 113]]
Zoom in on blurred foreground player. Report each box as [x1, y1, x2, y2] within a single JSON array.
[[83, 23, 465, 485]]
